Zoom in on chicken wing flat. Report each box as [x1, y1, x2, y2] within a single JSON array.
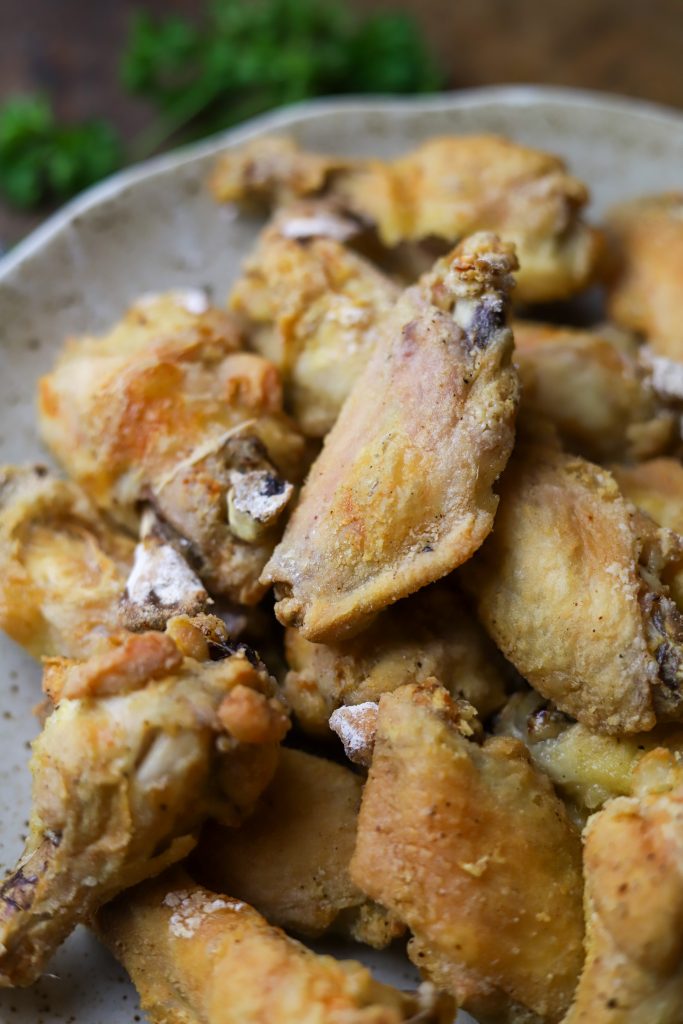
[[96, 869, 454, 1024], [562, 750, 683, 1023], [210, 134, 601, 303], [283, 583, 507, 736], [263, 233, 520, 642], [38, 290, 307, 604], [350, 682, 584, 1024], [514, 321, 674, 462], [229, 203, 400, 437], [0, 628, 288, 987], [462, 441, 683, 733], [0, 464, 133, 659], [194, 747, 401, 947], [605, 193, 683, 360]]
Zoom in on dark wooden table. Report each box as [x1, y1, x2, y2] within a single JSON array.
[[1, 0, 682, 249]]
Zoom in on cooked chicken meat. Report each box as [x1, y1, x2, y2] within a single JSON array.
[[96, 869, 454, 1024], [462, 440, 683, 733], [38, 290, 307, 604], [0, 464, 133, 658], [0, 629, 288, 987], [263, 232, 520, 642], [283, 583, 507, 736], [211, 134, 601, 303], [350, 682, 584, 1024]]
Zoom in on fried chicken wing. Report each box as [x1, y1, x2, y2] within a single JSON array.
[[0, 464, 133, 658], [605, 193, 683, 360], [283, 583, 507, 736], [96, 869, 454, 1024], [263, 233, 520, 642], [350, 682, 584, 1024], [462, 440, 683, 733], [514, 321, 674, 461], [229, 204, 400, 437], [38, 290, 307, 604], [211, 134, 601, 303], [0, 629, 288, 987], [562, 750, 683, 1023], [194, 747, 401, 947]]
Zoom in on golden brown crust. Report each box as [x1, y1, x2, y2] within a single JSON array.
[[263, 232, 520, 642], [350, 682, 584, 1023]]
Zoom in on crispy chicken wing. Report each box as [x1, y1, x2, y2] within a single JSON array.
[[350, 682, 584, 1024], [283, 583, 507, 736], [263, 233, 520, 642], [514, 321, 674, 461], [462, 440, 683, 733], [38, 290, 307, 604], [211, 134, 601, 303], [605, 193, 683, 360], [229, 203, 400, 437], [194, 747, 401, 947], [0, 464, 133, 658], [0, 629, 288, 987], [96, 869, 454, 1024], [562, 750, 683, 1023]]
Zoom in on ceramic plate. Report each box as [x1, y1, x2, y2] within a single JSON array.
[[1, 85, 683, 1024]]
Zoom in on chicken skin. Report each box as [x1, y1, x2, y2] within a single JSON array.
[[514, 321, 674, 462], [263, 232, 520, 642], [462, 440, 683, 734], [283, 583, 508, 736], [38, 290, 307, 604], [0, 464, 133, 659], [96, 869, 454, 1024], [194, 747, 401, 947], [229, 203, 400, 437], [211, 134, 601, 303], [350, 682, 584, 1024], [562, 750, 683, 1024], [0, 628, 288, 987], [605, 193, 683, 360]]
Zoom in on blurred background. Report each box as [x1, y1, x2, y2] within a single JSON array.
[[1, 0, 682, 251]]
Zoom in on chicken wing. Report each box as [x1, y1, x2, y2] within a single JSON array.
[[38, 290, 307, 604], [605, 193, 683, 360], [0, 628, 288, 987], [562, 749, 683, 1023], [263, 232, 520, 642], [229, 203, 400, 437], [210, 134, 601, 303], [350, 682, 584, 1024], [514, 321, 674, 461], [462, 440, 683, 733], [283, 583, 508, 736], [0, 464, 133, 658], [96, 869, 454, 1024], [194, 747, 401, 947]]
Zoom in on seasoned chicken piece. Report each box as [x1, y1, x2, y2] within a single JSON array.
[[38, 290, 307, 604], [0, 629, 288, 987], [194, 747, 401, 947], [0, 464, 133, 659], [211, 134, 601, 303], [350, 682, 584, 1024], [229, 204, 400, 437], [611, 457, 683, 607], [96, 869, 454, 1024], [462, 440, 683, 734], [605, 193, 683, 360], [562, 750, 683, 1024], [263, 233, 520, 642], [283, 583, 507, 736], [514, 321, 674, 461]]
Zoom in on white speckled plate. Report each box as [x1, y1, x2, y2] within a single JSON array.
[[1, 85, 683, 1024]]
